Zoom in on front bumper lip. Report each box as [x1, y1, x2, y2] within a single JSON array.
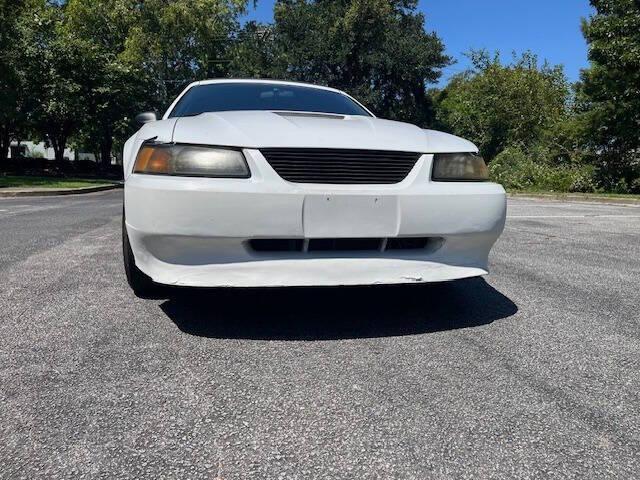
[[124, 150, 506, 287], [126, 234, 490, 287]]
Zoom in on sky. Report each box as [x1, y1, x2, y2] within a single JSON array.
[[242, 0, 594, 85]]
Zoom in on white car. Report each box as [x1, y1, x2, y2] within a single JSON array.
[[122, 79, 506, 296]]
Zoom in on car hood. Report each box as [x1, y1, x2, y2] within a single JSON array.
[[170, 111, 476, 153]]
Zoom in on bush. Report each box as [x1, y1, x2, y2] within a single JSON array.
[[0, 157, 123, 179], [489, 147, 597, 193], [591, 151, 640, 194]]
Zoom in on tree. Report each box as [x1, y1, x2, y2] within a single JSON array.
[[64, 0, 152, 168], [248, 0, 450, 126], [20, 1, 92, 163], [0, 0, 31, 162], [228, 22, 275, 79], [435, 51, 571, 160], [121, 0, 250, 105], [70, 0, 252, 166], [580, 0, 640, 190]]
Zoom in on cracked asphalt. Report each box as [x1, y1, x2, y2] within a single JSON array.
[[1, 190, 639, 479]]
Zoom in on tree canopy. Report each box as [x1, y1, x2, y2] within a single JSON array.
[[435, 51, 571, 161], [1, 0, 639, 192], [122, 0, 249, 102], [19, 1, 93, 162], [265, 0, 451, 125], [0, 0, 31, 159], [580, 0, 640, 189]]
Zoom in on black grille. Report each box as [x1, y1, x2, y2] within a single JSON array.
[[260, 148, 422, 184], [249, 237, 442, 253]]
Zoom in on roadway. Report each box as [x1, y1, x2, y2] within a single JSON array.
[[1, 190, 638, 479]]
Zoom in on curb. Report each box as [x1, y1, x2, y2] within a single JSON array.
[[507, 192, 640, 206], [0, 183, 122, 198]]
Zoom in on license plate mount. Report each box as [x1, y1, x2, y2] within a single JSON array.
[[303, 195, 399, 238]]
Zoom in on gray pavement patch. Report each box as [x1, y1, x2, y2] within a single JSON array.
[[0, 191, 638, 479]]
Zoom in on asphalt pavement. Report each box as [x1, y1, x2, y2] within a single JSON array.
[[0, 190, 638, 479]]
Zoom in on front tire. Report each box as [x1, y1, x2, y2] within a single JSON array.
[[122, 213, 160, 297]]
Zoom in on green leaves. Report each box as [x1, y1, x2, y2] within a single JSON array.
[[580, 0, 640, 189], [122, 0, 249, 101], [0, 0, 637, 191], [1, 0, 252, 164], [246, 0, 451, 125], [488, 146, 596, 193], [435, 50, 571, 161], [18, 1, 90, 160]]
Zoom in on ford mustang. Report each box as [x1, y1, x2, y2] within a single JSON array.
[[122, 79, 506, 295]]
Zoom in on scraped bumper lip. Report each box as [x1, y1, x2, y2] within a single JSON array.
[[124, 152, 506, 287], [125, 224, 493, 287], [124, 237, 491, 288]]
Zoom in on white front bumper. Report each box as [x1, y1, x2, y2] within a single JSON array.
[[124, 150, 506, 287]]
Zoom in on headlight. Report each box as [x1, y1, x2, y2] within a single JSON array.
[[431, 153, 488, 181], [133, 143, 250, 178]]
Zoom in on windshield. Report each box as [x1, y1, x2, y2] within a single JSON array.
[[168, 83, 372, 118]]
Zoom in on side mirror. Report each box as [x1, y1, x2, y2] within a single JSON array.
[[135, 112, 157, 125]]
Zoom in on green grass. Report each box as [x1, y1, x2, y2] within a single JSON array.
[[508, 190, 640, 201], [0, 176, 112, 189]]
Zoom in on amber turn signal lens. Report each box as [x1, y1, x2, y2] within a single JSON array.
[[132, 143, 250, 178], [133, 145, 172, 174]]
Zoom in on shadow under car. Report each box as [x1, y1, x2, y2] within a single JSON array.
[[158, 277, 517, 341]]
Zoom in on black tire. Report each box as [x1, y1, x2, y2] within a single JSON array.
[[122, 213, 160, 297]]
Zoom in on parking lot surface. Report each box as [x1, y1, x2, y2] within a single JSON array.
[[1, 191, 639, 479]]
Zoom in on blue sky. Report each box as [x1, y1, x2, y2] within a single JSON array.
[[243, 0, 593, 85]]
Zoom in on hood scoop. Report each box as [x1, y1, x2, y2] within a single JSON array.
[[274, 111, 345, 120]]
